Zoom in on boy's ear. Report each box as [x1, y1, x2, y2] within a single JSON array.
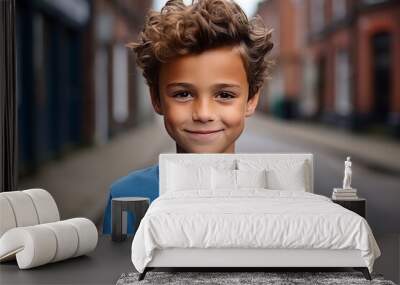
[[150, 87, 163, 115], [245, 90, 260, 117]]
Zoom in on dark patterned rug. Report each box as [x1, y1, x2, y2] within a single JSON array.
[[116, 271, 396, 285]]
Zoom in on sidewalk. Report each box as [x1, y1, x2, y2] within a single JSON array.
[[247, 113, 400, 175]]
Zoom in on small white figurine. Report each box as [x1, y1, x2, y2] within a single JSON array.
[[343, 156, 352, 189]]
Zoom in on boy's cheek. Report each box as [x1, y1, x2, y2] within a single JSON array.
[[163, 106, 190, 126], [163, 99, 188, 114], [220, 106, 246, 126]]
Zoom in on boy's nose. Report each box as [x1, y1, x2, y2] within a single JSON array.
[[192, 98, 215, 122]]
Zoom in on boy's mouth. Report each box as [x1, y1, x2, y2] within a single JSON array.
[[185, 129, 224, 134], [184, 129, 224, 141]]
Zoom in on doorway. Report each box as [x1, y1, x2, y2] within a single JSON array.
[[371, 32, 392, 124], [315, 56, 326, 118]]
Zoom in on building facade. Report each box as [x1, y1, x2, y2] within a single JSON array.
[[257, 0, 400, 137], [257, 0, 307, 119], [16, 0, 153, 176]]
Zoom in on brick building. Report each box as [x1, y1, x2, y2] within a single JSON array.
[[257, 0, 400, 137], [257, 0, 307, 119], [90, 0, 154, 144]]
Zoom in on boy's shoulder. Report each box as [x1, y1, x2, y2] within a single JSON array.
[[110, 164, 159, 193]]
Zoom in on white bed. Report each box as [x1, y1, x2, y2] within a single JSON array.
[[131, 153, 381, 280]]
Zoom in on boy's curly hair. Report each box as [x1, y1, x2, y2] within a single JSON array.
[[128, 0, 273, 100]]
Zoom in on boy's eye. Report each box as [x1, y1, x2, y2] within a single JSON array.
[[215, 91, 235, 101], [172, 91, 193, 101]]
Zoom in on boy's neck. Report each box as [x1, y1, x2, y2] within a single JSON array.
[[176, 144, 235, 154]]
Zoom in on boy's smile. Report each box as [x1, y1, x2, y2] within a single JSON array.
[[151, 45, 260, 153]]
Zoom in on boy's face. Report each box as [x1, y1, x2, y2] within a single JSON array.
[[151, 45, 260, 153]]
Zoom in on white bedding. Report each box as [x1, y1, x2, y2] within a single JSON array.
[[131, 190, 380, 273]]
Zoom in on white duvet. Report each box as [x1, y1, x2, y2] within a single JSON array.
[[131, 190, 380, 273]]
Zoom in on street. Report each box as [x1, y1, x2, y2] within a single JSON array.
[[18, 113, 400, 283]]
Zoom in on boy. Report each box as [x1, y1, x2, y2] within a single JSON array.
[[102, 0, 273, 234]]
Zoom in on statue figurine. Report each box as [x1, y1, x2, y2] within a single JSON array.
[[343, 156, 352, 189]]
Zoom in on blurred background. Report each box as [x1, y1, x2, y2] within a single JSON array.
[[7, 0, 400, 282]]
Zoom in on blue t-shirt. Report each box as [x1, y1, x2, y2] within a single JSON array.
[[102, 164, 159, 234]]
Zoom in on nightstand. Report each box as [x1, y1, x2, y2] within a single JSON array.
[[112, 197, 150, 242], [332, 198, 366, 218]]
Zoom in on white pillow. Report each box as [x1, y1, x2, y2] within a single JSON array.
[[237, 159, 308, 191], [236, 169, 267, 189], [166, 162, 212, 191], [211, 168, 236, 190], [211, 168, 268, 190], [267, 167, 306, 191]]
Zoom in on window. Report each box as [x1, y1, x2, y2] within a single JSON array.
[[334, 50, 352, 116], [332, 0, 346, 20], [95, 47, 109, 144], [112, 43, 129, 123], [310, 0, 325, 32]]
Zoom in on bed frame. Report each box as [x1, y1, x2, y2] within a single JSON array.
[[141, 248, 371, 280], [138, 153, 372, 280]]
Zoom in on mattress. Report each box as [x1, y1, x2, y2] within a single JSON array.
[[131, 190, 381, 273]]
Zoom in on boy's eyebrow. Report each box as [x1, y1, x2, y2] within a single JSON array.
[[166, 82, 241, 90]]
